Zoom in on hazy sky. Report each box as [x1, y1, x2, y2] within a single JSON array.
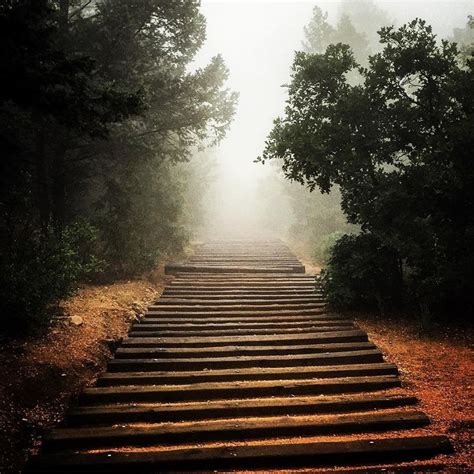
[[194, 0, 471, 236]]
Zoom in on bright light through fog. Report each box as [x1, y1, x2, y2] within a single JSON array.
[[193, 0, 471, 238]]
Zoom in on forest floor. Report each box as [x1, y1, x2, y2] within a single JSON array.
[[350, 312, 473, 472], [0, 259, 472, 472], [0, 267, 170, 473]]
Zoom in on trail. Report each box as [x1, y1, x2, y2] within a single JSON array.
[[27, 240, 451, 471]]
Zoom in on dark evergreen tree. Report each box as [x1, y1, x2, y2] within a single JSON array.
[[0, 0, 237, 333]]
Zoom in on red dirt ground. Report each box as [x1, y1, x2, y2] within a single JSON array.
[[0, 270, 168, 473]]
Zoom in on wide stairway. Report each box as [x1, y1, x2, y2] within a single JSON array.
[[28, 240, 451, 471]]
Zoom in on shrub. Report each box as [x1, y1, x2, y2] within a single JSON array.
[[313, 231, 346, 264], [0, 221, 103, 335], [322, 233, 403, 313]]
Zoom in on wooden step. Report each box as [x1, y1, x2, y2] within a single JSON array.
[[170, 274, 315, 280], [68, 394, 416, 425], [155, 297, 326, 305], [123, 330, 369, 347], [81, 376, 400, 404], [165, 264, 305, 274], [169, 282, 319, 288], [148, 303, 326, 313], [128, 326, 355, 338], [131, 314, 340, 324], [43, 411, 429, 451], [28, 436, 452, 472], [188, 262, 305, 265], [169, 285, 322, 291], [108, 349, 384, 371], [132, 316, 354, 328], [163, 290, 322, 296], [97, 363, 399, 386], [114, 342, 376, 359], [138, 317, 344, 325], [133, 320, 346, 330], [170, 276, 317, 281], [145, 308, 326, 318]]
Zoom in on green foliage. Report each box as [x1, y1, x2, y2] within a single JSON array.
[[314, 231, 346, 264], [322, 233, 402, 313], [338, 0, 391, 52], [0, 0, 237, 334], [70, 0, 237, 277], [452, 15, 474, 60], [302, 5, 369, 63], [97, 160, 189, 277], [0, 221, 102, 335], [302, 6, 335, 54], [256, 5, 379, 261], [262, 19, 474, 319]]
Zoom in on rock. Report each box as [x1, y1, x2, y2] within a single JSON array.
[[70, 315, 83, 326], [84, 359, 98, 369], [104, 337, 122, 351]]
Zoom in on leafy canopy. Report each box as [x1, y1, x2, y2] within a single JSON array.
[[261, 19, 474, 316]]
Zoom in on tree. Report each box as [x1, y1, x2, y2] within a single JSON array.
[[0, 0, 237, 332], [261, 20, 474, 319], [302, 6, 335, 53], [68, 0, 237, 274], [303, 6, 368, 63], [0, 0, 142, 230], [339, 0, 391, 53], [452, 15, 474, 60]]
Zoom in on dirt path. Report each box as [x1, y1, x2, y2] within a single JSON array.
[[355, 314, 474, 471], [0, 273, 168, 473]]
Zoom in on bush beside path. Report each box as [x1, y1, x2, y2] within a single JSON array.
[[0, 274, 167, 473]]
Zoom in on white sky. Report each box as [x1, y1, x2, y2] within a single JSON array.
[[194, 0, 472, 236]]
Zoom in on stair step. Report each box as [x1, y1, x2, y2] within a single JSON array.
[[97, 363, 399, 386], [68, 394, 417, 425], [170, 278, 317, 283], [114, 342, 376, 359], [81, 376, 400, 404], [131, 314, 340, 323], [167, 284, 319, 288], [156, 297, 326, 305], [108, 349, 384, 371], [148, 303, 326, 313], [165, 264, 305, 274], [130, 325, 354, 337], [44, 411, 429, 451], [163, 291, 322, 296], [29, 435, 452, 471], [133, 320, 346, 330], [145, 309, 326, 318], [123, 330, 369, 347]]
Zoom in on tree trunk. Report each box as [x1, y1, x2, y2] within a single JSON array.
[[59, 0, 70, 34], [51, 0, 70, 228], [52, 142, 67, 227], [35, 124, 51, 232]]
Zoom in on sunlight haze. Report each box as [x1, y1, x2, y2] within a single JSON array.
[[196, 0, 471, 237]]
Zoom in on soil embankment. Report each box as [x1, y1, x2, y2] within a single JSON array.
[[0, 270, 168, 473]]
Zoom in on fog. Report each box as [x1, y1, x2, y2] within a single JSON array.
[[194, 0, 471, 239]]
